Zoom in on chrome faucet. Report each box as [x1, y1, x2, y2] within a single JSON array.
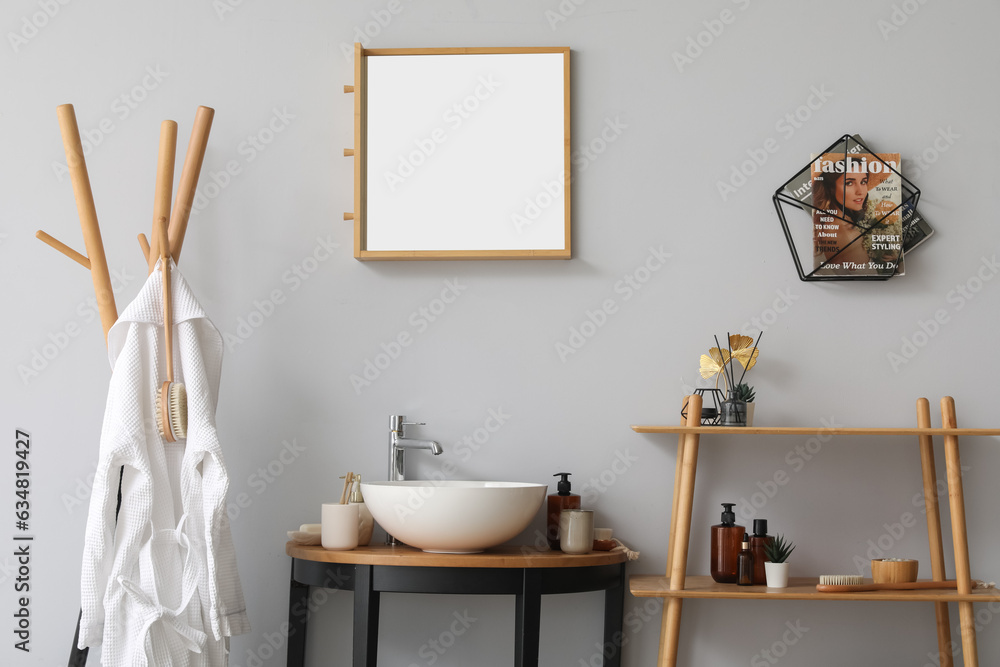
[[387, 415, 443, 545], [389, 415, 443, 482]]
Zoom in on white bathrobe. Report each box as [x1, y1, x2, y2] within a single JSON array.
[[79, 259, 249, 666]]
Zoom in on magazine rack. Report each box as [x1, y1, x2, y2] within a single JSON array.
[[773, 134, 921, 282]]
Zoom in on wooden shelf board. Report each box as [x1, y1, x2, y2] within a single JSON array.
[[631, 425, 1000, 436], [629, 575, 999, 602]]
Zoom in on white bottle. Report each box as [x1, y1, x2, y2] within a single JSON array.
[[350, 476, 375, 546]]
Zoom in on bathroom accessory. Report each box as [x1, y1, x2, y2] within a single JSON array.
[[154, 217, 187, 443], [736, 534, 753, 586], [816, 578, 963, 593], [350, 476, 374, 546], [547, 473, 581, 550], [559, 509, 594, 555], [749, 519, 772, 585], [288, 524, 322, 546], [710, 503, 744, 583], [872, 558, 919, 583], [593, 527, 615, 551], [362, 480, 545, 553], [386, 415, 442, 545], [339, 472, 355, 504], [322, 503, 360, 551]]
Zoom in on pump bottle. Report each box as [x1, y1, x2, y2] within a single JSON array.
[[547, 473, 581, 550], [710, 503, 745, 583]]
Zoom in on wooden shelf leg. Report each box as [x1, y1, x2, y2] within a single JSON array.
[[916, 398, 954, 667], [940, 397, 978, 667], [657, 394, 702, 667], [666, 399, 688, 574]]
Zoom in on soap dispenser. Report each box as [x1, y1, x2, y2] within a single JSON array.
[[547, 473, 581, 550], [350, 475, 374, 546], [710, 503, 745, 583]]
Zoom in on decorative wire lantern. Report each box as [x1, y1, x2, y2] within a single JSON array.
[[681, 388, 725, 426]]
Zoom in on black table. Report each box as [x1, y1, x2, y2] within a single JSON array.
[[285, 543, 627, 667]]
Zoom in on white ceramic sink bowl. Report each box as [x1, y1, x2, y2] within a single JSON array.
[[361, 481, 546, 553]]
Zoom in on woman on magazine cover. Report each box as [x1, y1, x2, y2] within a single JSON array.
[[813, 158, 901, 275]]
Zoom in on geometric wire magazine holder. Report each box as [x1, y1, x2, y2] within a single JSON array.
[[773, 134, 920, 281]]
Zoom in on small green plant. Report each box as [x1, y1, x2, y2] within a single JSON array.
[[763, 534, 795, 563], [732, 383, 755, 403]]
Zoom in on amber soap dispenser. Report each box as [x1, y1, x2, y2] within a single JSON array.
[[710, 503, 745, 583], [547, 473, 581, 550]]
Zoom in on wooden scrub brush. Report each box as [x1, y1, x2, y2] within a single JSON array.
[[155, 216, 187, 442]]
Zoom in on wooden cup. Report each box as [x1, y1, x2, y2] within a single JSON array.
[[872, 558, 919, 584]]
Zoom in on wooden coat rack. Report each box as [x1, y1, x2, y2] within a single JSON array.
[[36, 103, 214, 340], [35, 103, 214, 667]]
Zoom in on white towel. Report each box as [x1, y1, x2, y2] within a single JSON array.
[[79, 259, 249, 666]]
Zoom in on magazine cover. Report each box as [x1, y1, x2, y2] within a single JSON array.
[[782, 135, 933, 255], [811, 151, 903, 277]]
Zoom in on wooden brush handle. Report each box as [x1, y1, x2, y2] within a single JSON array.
[[156, 217, 173, 383], [817, 580, 960, 593]]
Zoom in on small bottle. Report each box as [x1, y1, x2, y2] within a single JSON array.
[[749, 519, 773, 585], [737, 533, 754, 586], [710, 503, 745, 583], [350, 475, 374, 546], [547, 473, 581, 550]]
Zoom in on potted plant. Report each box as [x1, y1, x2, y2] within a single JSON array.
[[699, 333, 761, 426], [732, 383, 755, 426], [763, 534, 795, 588]]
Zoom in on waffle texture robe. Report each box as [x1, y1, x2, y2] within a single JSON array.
[[79, 259, 249, 666]]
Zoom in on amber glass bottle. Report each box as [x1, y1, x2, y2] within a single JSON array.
[[737, 534, 754, 586], [710, 503, 745, 583], [547, 473, 580, 550], [750, 519, 773, 585]]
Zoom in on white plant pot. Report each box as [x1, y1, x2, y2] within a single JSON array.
[[765, 561, 789, 588]]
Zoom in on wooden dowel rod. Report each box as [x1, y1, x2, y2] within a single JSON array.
[[344, 148, 354, 156], [168, 106, 214, 263], [916, 397, 953, 667], [344, 85, 354, 93], [56, 104, 117, 341], [940, 396, 978, 666], [148, 120, 177, 273], [659, 394, 702, 667], [344, 212, 354, 220], [137, 234, 150, 262], [666, 398, 687, 575], [35, 230, 91, 269]]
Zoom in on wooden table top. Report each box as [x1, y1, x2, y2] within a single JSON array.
[[286, 543, 627, 568]]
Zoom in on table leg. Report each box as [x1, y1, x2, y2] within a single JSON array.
[[602, 563, 626, 667], [287, 561, 309, 667], [916, 398, 953, 667], [354, 564, 380, 667], [941, 397, 978, 667], [515, 568, 542, 667]]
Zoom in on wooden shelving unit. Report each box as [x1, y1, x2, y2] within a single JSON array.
[[629, 396, 1000, 667]]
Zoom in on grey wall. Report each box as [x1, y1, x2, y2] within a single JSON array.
[[3, 0, 999, 665]]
